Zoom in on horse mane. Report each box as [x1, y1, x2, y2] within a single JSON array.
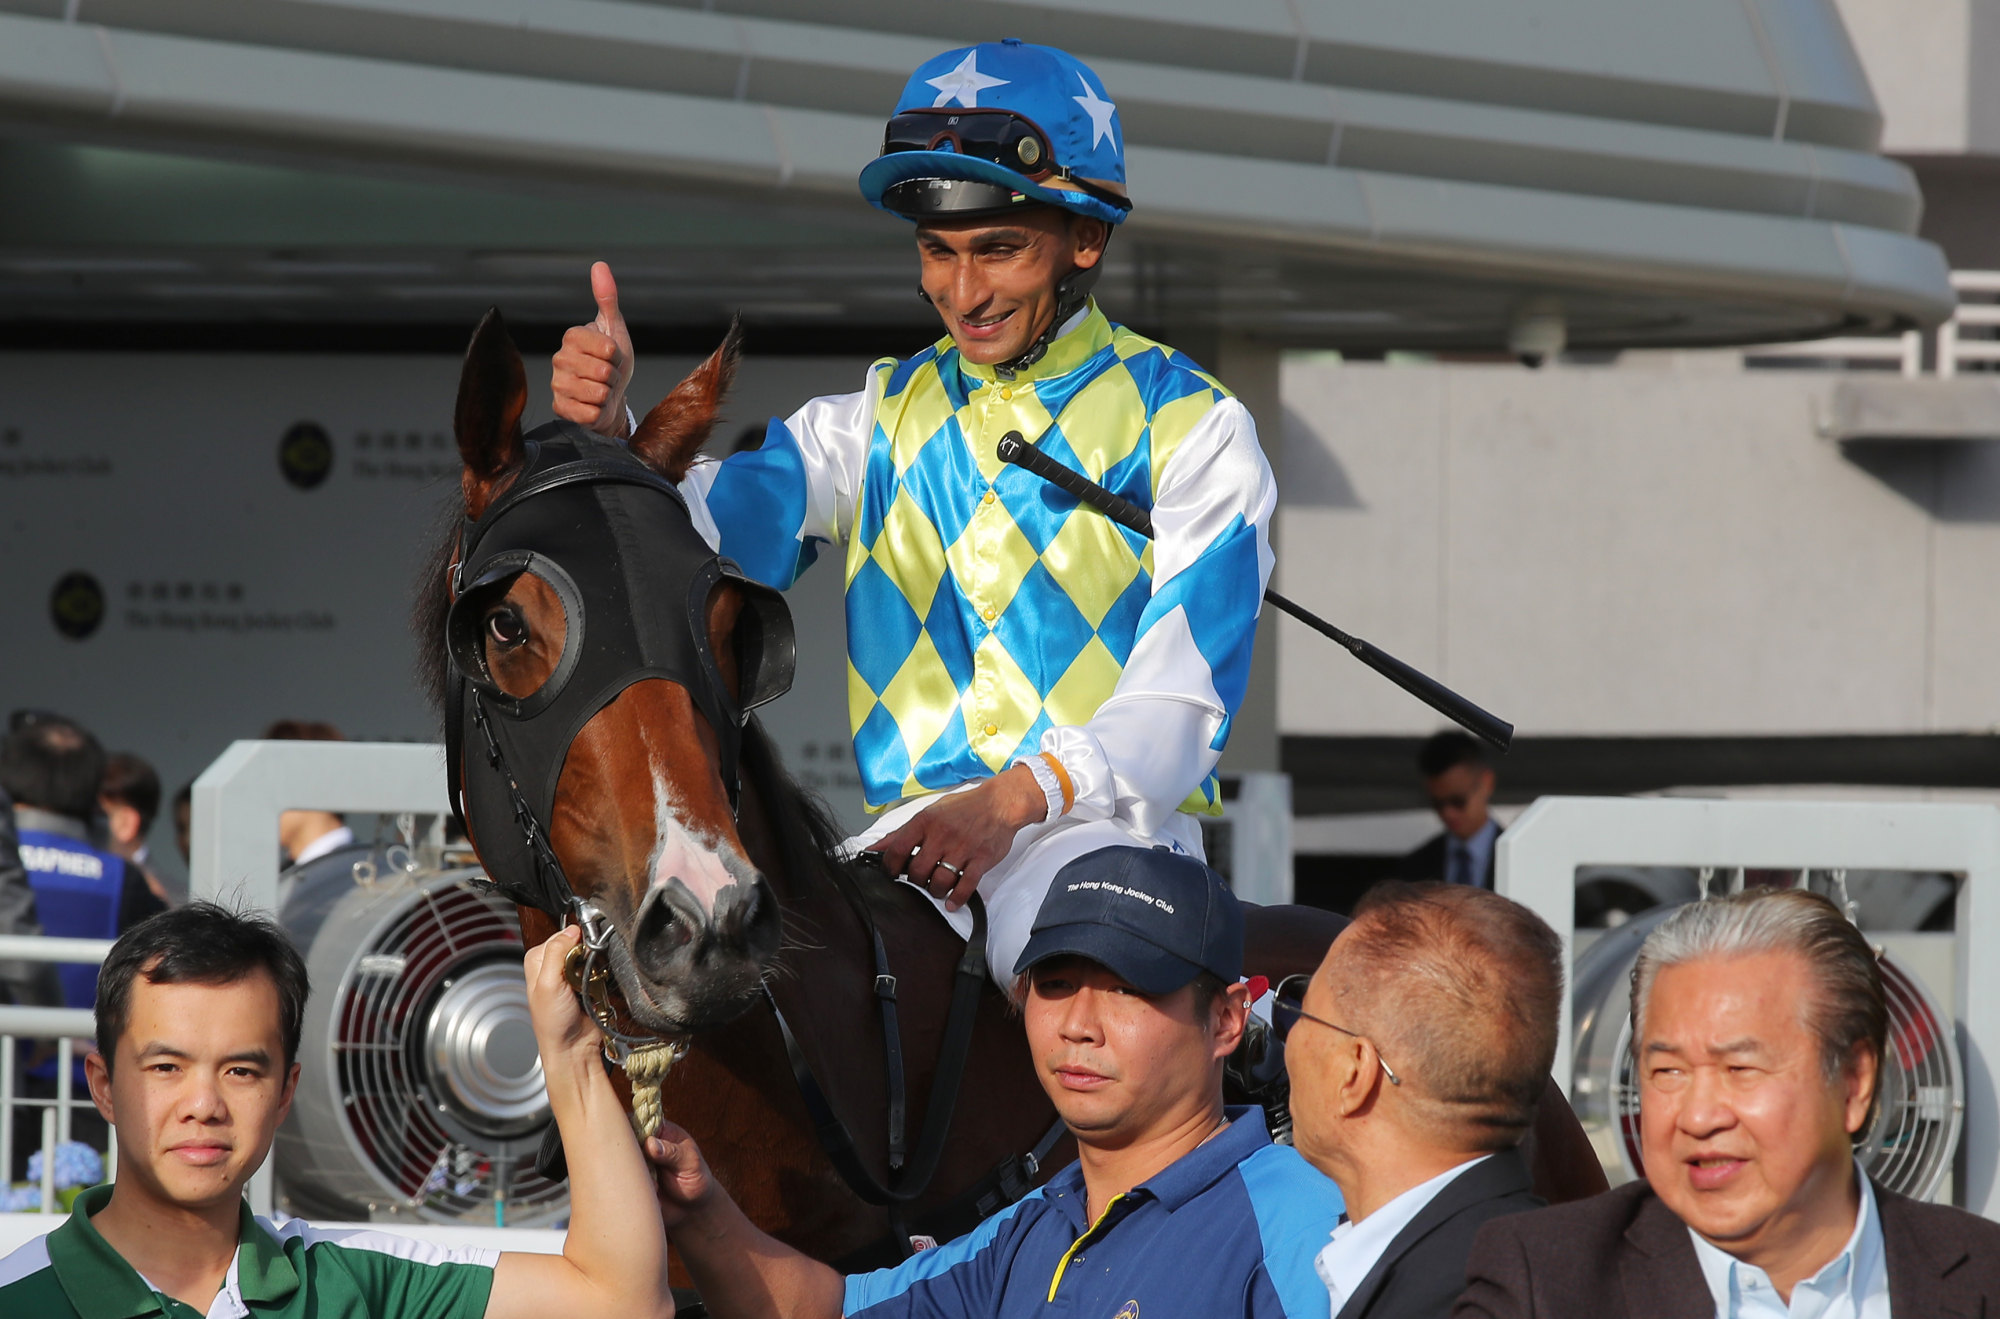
[[412, 496, 459, 728], [737, 714, 857, 894]]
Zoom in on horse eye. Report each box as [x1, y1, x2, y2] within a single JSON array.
[[486, 609, 528, 647]]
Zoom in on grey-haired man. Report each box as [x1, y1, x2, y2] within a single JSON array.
[[1456, 886, 2000, 1318]]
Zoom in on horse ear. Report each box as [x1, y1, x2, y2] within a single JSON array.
[[630, 321, 741, 483], [456, 307, 528, 517]]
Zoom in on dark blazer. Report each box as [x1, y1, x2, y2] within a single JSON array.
[[1453, 1175, 2000, 1318], [1400, 825, 1500, 889], [1335, 1148, 1543, 1319]]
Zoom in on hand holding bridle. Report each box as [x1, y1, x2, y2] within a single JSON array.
[[551, 261, 636, 438], [522, 926, 601, 1079], [873, 765, 1048, 910]]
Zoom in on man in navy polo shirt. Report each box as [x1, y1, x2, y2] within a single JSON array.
[[644, 845, 1342, 1319]]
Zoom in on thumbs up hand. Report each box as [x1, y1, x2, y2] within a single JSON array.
[[551, 261, 636, 438]]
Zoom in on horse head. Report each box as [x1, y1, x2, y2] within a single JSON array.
[[442, 310, 790, 1034]]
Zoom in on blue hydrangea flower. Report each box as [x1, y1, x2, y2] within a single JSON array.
[[25, 1141, 104, 1191]]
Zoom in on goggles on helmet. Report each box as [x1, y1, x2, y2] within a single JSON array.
[[880, 108, 1131, 214]]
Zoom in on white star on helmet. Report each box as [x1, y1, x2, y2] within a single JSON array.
[[927, 51, 1009, 109], [1072, 73, 1118, 149]]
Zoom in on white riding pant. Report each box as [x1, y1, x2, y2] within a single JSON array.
[[843, 787, 1206, 991]]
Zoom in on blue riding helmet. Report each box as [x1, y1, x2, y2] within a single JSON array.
[[858, 39, 1132, 226]]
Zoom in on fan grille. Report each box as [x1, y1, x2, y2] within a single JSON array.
[[330, 878, 568, 1222]]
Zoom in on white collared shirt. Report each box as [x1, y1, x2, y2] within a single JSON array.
[[290, 825, 354, 868], [1314, 1155, 1493, 1318], [1688, 1162, 1889, 1319]]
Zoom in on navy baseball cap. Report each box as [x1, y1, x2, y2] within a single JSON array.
[[1013, 846, 1243, 995]]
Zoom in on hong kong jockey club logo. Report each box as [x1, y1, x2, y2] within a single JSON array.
[[279, 421, 334, 489], [50, 571, 104, 640], [1114, 1302, 1138, 1319]]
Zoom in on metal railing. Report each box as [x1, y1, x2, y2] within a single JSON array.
[[0, 935, 115, 1215], [1747, 271, 1999, 378]]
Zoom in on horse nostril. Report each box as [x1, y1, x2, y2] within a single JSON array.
[[720, 880, 781, 960], [633, 890, 694, 977]]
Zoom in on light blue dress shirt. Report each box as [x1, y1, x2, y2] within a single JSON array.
[[1687, 1163, 1889, 1319], [1314, 1155, 1492, 1318]]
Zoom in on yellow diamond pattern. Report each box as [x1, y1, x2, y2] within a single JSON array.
[[847, 658, 877, 733], [1053, 367, 1148, 480], [1146, 390, 1219, 495], [1043, 637, 1124, 729], [966, 389, 1055, 483], [1040, 510, 1143, 630], [967, 633, 1044, 772], [886, 368, 957, 477], [879, 632, 958, 769], [838, 309, 1242, 815], [866, 487, 949, 616], [949, 499, 1041, 623]]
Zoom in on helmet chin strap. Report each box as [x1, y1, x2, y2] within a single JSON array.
[[915, 238, 1109, 380]]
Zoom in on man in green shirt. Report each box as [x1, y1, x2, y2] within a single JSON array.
[[0, 902, 670, 1319]]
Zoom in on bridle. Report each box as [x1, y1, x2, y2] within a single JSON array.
[[441, 421, 1059, 1256], [442, 422, 794, 1053]]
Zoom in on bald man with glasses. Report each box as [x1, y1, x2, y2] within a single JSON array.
[[1279, 883, 1565, 1319]]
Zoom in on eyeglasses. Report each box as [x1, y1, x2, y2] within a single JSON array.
[[1272, 974, 1402, 1087], [880, 109, 1133, 213]]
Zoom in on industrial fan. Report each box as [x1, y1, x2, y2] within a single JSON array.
[[274, 863, 568, 1226], [1570, 884, 1963, 1202]]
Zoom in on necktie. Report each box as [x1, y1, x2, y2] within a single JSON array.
[[1449, 843, 1472, 887]]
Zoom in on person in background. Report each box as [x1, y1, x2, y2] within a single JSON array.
[[0, 711, 145, 1175], [170, 781, 193, 868], [1401, 733, 1499, 890], [1283, 884, 1559, 1319], [99, 751, 173, 907], [261, 720, 357, 871], [0, 902, 675, 1319], [2, 711, 160, 943], [1454, 887, 2000, 1317], [0, 780, 58, 1008]]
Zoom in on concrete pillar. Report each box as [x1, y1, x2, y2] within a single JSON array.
[[1215, 334, 1283, 775]]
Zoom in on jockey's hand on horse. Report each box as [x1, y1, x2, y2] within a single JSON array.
[[551, 261, 635, 439], [875, 765, 1049, 910], [643, 1120, 718, 1233]]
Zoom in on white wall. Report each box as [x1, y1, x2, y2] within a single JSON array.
[[1833, 0, 2000, 156], [1277, 356, 2000, 738]]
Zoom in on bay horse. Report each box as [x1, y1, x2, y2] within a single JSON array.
[[420, 311, 1605, 1272]]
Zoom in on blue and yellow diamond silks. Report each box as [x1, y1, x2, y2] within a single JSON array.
[[848, 308, 1231, 814], [718, 305, 1235, 816]]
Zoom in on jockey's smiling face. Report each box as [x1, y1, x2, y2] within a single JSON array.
[[915, 209, 1109, 367]]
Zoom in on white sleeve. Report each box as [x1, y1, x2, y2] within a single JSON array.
[[1039, 397, 1276, 838], [676, 378, 877, 584]]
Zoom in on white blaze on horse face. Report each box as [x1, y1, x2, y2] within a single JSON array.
[[647, 765, 749, 917]]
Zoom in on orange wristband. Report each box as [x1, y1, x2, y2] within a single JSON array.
[[1038, 752, 1075, 816]]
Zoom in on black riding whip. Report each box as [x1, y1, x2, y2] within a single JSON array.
[[995, 431, 1514, 752]]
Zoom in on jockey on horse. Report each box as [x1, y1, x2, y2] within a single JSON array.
[[553, 38, 1273, 989]]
